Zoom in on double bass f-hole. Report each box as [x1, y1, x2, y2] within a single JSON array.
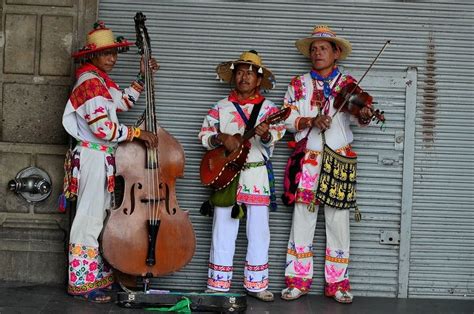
[[123, 182, 142, 215]]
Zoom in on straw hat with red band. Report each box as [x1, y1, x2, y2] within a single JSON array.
[[215, 50, 276, 90], [72, 21, 134, 60], [295, 25, 352, 60]]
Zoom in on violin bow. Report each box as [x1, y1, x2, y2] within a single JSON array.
[[333, 40, 391, 117]]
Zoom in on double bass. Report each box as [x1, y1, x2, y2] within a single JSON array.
[[101, 12, 195, 277]]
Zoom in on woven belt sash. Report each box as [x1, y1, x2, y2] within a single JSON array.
[[242, 160, 266, 170], [77, 140, 115, 154]]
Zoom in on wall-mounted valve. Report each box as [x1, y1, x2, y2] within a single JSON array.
[[8, 166, 52, 203]]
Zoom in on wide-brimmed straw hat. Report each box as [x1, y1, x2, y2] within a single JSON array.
[[72, 21, 133, 60], [295, 25, 352, 60], [215, 50, 276, 90]]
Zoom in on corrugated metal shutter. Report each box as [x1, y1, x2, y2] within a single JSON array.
[[406, 5, 474, 300], [97, 1, 473, 299]]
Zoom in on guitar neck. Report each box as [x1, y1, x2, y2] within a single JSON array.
[[240, 107, 289, 142], [242, 123, 261, 142]]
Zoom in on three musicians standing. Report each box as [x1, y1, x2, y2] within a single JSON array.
[[64, 21, 374, 304]]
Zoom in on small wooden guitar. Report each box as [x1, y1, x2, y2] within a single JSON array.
[[200, 107, 290, 190]]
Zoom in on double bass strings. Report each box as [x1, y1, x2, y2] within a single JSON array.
[[143, 36, 161, 227]]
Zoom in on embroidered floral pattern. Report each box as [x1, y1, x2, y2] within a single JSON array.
[[300, 170, 318, 189], [295, 188, 319, 204], [68, 243, 113, 295], [325, 264, 346, 283], [332, 75, 356, 96], [325, 247, 349, 283], [290, 76, 307, 102], [293, 260, 311, 276]]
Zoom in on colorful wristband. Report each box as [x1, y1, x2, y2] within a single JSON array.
[[133, 127, 141, 139]]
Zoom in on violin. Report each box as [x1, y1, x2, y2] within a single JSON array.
[[333, 82, 385, 125]]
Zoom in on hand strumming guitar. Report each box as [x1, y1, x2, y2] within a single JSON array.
[[218, 133, 242, 152]]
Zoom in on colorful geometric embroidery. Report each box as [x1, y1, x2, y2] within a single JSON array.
[[236, 193, 270, 205], [209, 263, 233, 272], [287, 248, 313, 259], [285, 276, 312, 292], [325, 255, 349, 264], [244, 277, 269, 291], [207, 278, 231, 290], [245, 262, 268, 272], [70, 78, 112, 110], [77, 141, 114, 154], [325, 279, 351, 296]]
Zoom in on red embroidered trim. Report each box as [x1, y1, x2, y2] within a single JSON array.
[[209, 263, 233, 272], [245, 262, 269, 272], [244, 278, 269, 290], [236, 193, 270, 205], [285, 276, 312, 292], [207, 278, 231, 290], [324, 279, 351, 296]]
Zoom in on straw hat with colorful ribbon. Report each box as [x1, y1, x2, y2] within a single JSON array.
[[215, 50, 276, 90], [72, 21, 133, 60], [295, 25, 352, 60]]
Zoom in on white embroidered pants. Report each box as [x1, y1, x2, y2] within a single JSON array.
[[284, 202, 350, 291], [68, 147, 113, 294], [207, 205, 270, 292]]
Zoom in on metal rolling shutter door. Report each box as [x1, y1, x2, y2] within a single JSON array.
[[98, 1, 473, 299]]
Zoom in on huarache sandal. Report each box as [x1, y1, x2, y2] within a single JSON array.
[[74, 288, 112, 303], [247, 289, 274, 302], [333, 289, 353, 304], [280, 287, 308, 301]]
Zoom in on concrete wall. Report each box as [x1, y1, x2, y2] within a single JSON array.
[[0, 0, 97, 283]]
